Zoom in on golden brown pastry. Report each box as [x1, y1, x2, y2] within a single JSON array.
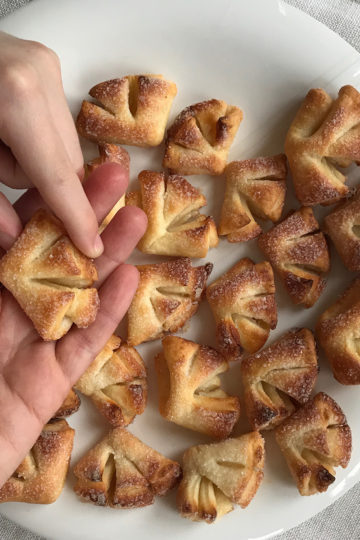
[[77, 74, 177, 147], [177, 432, 264, 523], [285, 85, 360, 206], [323, 188, 360, 271], [163, 99, 242, 175], [54, 389, 80, 418], [316, 277, 360, 384], [155, 336, 240, 439], [126, 170, 218, 257], [85, 143, 130, 233], [0, 419, 74, 504], [127, 258, 212, 346], [73, 428, 181, 508], [206, 258, 277, 360], [0, 209, 99, 340], [219, 154, 287, 242], [258, 207, 330, 308], [241, 329, 318, 430], [75, 335, 147, 427], [275, 393, 351, 495]]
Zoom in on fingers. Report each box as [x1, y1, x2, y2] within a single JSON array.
[[0, 193, 22, 250], [0, 141, 31, 189], [96, 205, 147, 287], [57, 264, 139, 385]]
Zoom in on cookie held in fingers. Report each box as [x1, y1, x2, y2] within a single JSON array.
[[241, 328, 318, 430], [0, 209, 99, 341], [0, 419, 74, 504], [126, 170, 218, 257], [219, 154, 287, 242], [75, 335, 147, 427], [206, 258, 277, 360], [77, 74, 177, 147], [258, 207, 330, 308], [163, 99, 242, 175], [177, 432, 265, 523], [155, 336, 240, 439], [275, 392, 351, 495], [73, 428, 181, 508]]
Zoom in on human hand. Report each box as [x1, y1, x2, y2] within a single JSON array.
[[0, 162, 147, 488], [0, 31, 102, 258]]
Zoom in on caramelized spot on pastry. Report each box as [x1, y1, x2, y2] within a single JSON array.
[[53, 389, 80, 418]]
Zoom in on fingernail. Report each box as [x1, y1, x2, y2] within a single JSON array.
[[93, 235, 104, 257]]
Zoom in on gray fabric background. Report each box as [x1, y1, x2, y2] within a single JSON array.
[[0, 0, 360, 538]]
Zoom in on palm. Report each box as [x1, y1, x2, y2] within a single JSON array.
[[0, 163, 146, 486]]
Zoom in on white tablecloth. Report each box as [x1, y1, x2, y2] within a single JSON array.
[[0, 0, 360, 538]]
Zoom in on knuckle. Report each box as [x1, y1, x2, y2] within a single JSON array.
[[27, 40, 60, 68], [2, 62, 39, 98]]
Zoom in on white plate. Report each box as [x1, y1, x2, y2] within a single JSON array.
[[1, 1, 360, 539]]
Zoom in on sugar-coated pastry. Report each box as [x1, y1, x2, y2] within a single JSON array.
[[75, 335, 147, 427], [126, 170, 218, 257], [206, 258, 277, 360], [163, 99, 242, 175], [0, 419, 74, 504], [127, 258, 212, 346], [155, 336, 240, 439], [258, 207, 330, 308], [73, 428, 181, 508], [0, 209, 99, 341], [219, 154, 287, 242], [77, 74, 177, 147], [241, 329, 318, 430], [285, 85, 360, 206], [54, 389, 81, 418], [316, 277, 360, 384], [323, 188, 360, 271], [85, 143, 130, 233], [275, 393, 351, 495], [177, 432, 264, 523]]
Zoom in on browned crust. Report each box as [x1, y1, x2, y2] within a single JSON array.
[[219, 154, 287, 242], [206, 258, 277, 360], [275, 392, 351, 496], [177, 432, 264, 523], [0, 419, 74, 504], [163, 99, 243, 175], [0, 209, 99, 340], [73, 428, 181, 508], [241, 328, 318, 430], [285, 85, 360, 206], [316, 277, 360, 384], [125, 170, 218, 257], [258, 207, 330, 308], [155, 336, 240, 439], [75, 335, 147, 427], [76, 74, 177, 147], [127, 258, 213, 346], [54, 389, 81, 418]]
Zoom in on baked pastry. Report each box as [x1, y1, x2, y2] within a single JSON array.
[[155, 336, 240, 439], [85, 143, 129, 233], [177, 432, 264, 523], [219, 154, 287, 242], [241, 329, 318, 430], [323, 188, 360, 271], [75, 335, 147, 427], [0, 419, 74, 504], [316, 277, 360, 384], [275, 393, 351, 495], [54, 389, 80, 418], [285, 85, 360, 206], [126, 170, 218, 257], [258, 207, 330, 308], [163, 99, 242, 175], [206, 258, 277, 360], [127, 258, 212, 346], [73, 428, 181, 508], [77, 74, 177, 146], [0, 209, 99, 340]]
